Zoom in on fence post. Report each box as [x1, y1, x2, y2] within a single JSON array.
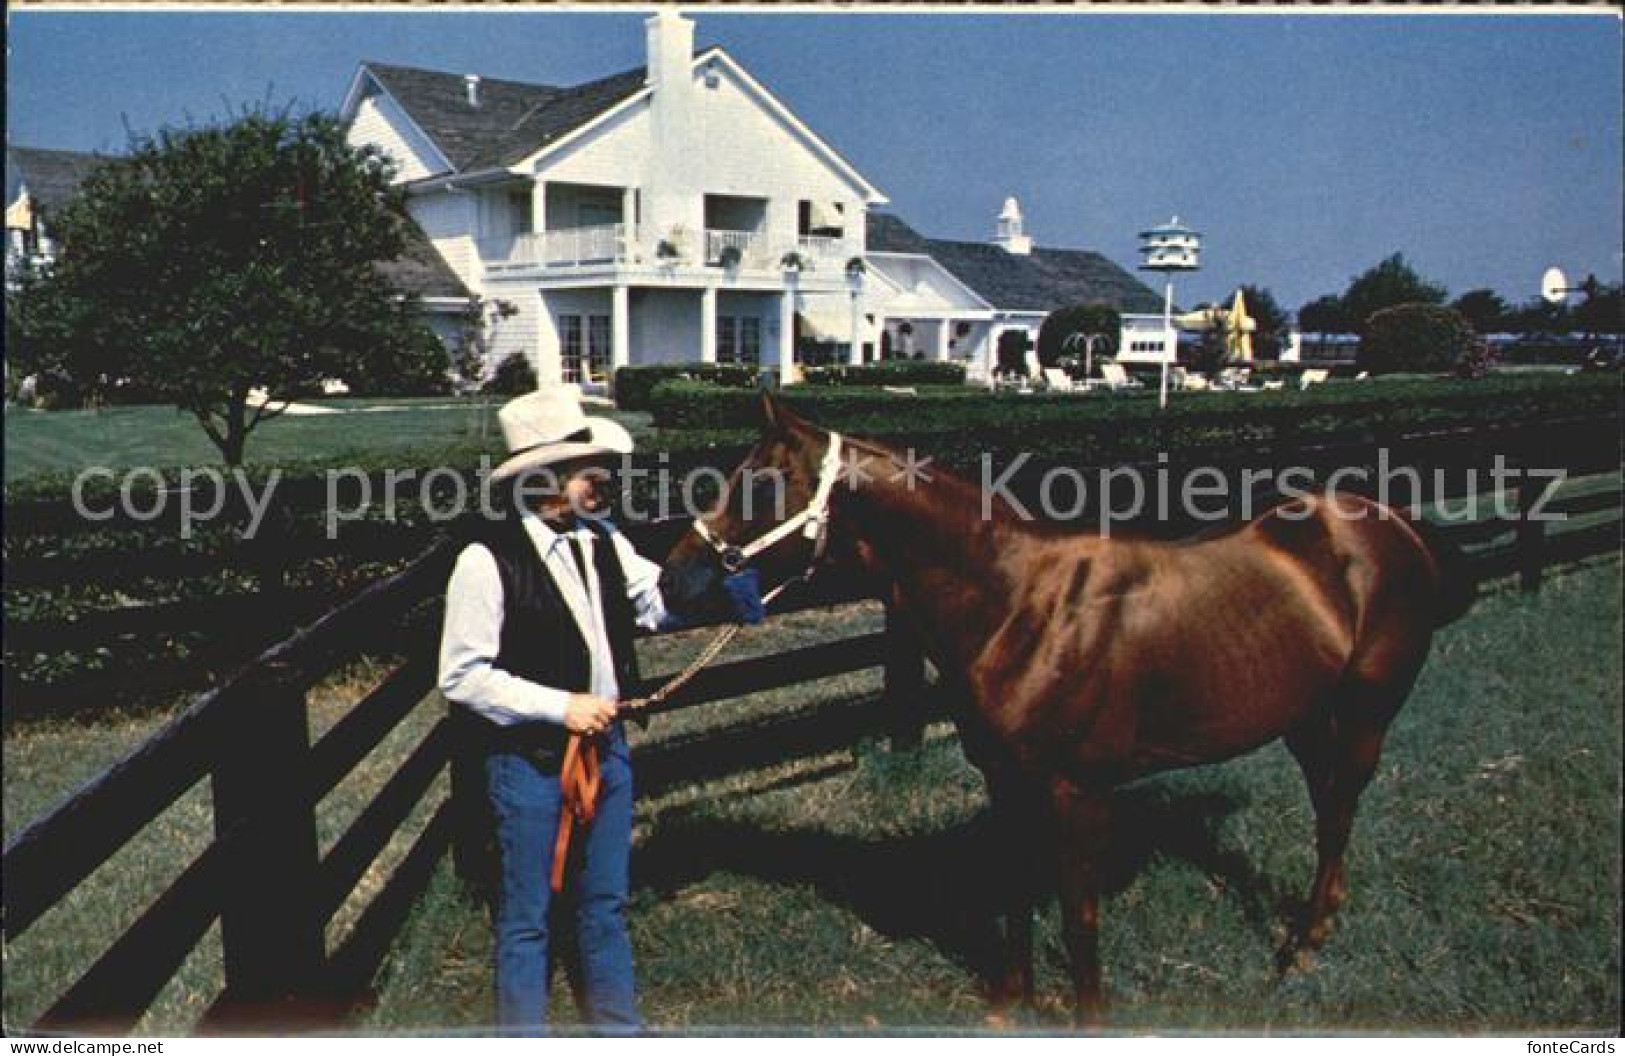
[[882, 602, 929, 752], [208, 661, 325, 1021], [1515, 475, 1552, 594]]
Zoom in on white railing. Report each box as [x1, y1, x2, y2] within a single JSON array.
[[704, 229, 769, 268], [490, 224, 632, 269], [796, 235, 849, 265]]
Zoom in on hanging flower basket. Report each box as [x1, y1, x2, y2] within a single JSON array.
[[844, 256, 867, 278], [717, 245, 743, 269], [656, 239, 682, 262], [780, 251, 807, 273]]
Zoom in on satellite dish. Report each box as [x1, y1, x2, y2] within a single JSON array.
[[1542, 267, 1569, 305]]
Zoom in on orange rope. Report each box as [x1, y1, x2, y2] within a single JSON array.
[[550, 733, 601, 893]]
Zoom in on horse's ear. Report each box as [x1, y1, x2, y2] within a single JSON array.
[[761, 392, 811, 436]]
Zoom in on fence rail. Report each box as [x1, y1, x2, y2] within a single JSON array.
[[5, 413, 1619, 721], [3, 464, 1619, 1033]]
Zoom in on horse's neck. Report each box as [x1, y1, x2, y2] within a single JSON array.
[[830, 439, 1022, 667]]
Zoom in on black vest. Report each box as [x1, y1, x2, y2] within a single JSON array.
[[455, 515, 642, 768]]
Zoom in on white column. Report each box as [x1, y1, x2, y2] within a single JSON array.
[[622, 186, 638, 258], [848, 290, 863, 366], [700, 285, 718, 364], [612, 284, 631, 373], [935, 319, 952, 362], [777, 278, 797, 383], [873, 316, 886, 361]]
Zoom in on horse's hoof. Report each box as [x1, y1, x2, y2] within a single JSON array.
[[983, 1011, 1016, 1031], [1276, 942, 1317, 978]]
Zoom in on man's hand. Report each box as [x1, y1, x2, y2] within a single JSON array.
[[564, 693, 619, 736], [722, 568, 766, 624]]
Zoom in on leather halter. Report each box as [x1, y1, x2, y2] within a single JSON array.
[[690, 431, 845, 577]]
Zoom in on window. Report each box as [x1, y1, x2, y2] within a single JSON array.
[[716, 316, 761, 366], [560, 313, 612, 382]]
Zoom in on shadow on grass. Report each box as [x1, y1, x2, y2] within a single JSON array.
[[632, 777, 1293, 994]]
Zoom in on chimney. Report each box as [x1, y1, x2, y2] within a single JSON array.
[[995, 196, 1032, 255], [464, 74, 481, 108], [645, 9, 695, 89]]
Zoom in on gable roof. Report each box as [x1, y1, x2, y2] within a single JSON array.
[[867, 213, 1162, 315], [357, 60, 654, 175], [6, 145, 109, 212], [377, 212, 473, 302]]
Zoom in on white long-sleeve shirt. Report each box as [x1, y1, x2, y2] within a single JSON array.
[[437, 511, 668, 726]]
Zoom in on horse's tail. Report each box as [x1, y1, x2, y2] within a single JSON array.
[[1408, 515, 1477, 627]]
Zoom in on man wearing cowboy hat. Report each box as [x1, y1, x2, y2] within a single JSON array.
[[438, 387, 681, 1034]]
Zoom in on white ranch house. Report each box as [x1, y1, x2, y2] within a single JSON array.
[[341, 11, 1164, 387]]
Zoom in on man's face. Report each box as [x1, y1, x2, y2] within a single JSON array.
[[558, 457, 614, 516]]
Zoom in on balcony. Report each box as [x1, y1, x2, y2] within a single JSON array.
[[796, 235, 850, 267], [485, 224, 633, 272]]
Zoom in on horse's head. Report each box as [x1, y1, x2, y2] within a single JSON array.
[[658, 394, 842, 623]]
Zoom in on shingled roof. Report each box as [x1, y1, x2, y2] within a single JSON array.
[[6, 145, 109, 213], [868, 213, 1162, 315], [361, 59, 672, 174], [377, 212, 473, 301]]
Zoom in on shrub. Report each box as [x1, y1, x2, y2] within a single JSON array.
[[1358, 303, 1478, 375], [644, 373, 1619, 459], [613, 363, 759, 411], [801, 361, 965, 387], [1037, 305, 1120, 369], [485, 353, 538, 395], [995, 330, 1033, 379]]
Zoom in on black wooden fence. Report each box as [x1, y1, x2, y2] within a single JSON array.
[[3, 472, 1620, 1034], [6, 412, 1618, 722]]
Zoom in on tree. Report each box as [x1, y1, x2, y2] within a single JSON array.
[[1573, 281, 1624, 337], [1297, 294, 1355, 336], [1238, 285, 1288, 360], [1501, 296, 1571, 337], [8, 107, 447, 464], [1357, 303, 1476, 375], [1450, 288, 1510, 334], [1341, 253, 1447, 334], [1036, 304, 1120, 370]]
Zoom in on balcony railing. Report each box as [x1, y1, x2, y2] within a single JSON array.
[[486, 224, 632, 270], [796, 235, 849, 265], [480, 222, 857, 275], [703, 229, 769, 268]]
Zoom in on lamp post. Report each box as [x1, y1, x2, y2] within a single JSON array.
[[1138, 217, 1202, 409]]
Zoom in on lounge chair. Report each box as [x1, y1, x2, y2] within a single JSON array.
[[1300, 368, 1330, 390], [1043, 368, 1077, 393], [1099, 363, 1143, 391]]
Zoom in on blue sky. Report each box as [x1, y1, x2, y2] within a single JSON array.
[[7, 9, 1620, 312]]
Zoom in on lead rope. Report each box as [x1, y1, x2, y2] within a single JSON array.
[[550, 575, 806, 892], [553, 432, 848, 891]]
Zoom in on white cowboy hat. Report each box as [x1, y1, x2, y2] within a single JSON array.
[[489, 386, 634, 482]]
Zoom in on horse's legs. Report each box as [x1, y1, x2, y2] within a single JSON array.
[[1283, 685, 1401, 966], [986, 774, 1047, 1012], [1052, 779, 1112, 1028]]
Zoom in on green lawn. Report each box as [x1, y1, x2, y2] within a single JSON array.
[[4, 562, 1618, 1035], [366, 559, 1622, 1035], [3, 399, 655, 484]]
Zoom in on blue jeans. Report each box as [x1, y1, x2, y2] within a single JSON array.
[[486, 727, 639, 1035]]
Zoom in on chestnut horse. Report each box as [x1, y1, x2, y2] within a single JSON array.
[[657, 397, 1471, 1025]]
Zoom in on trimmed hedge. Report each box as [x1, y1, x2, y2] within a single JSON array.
[[645, 372, 1621, 464], [801, 361, 966, 387], [614, 363, 758, 412]]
